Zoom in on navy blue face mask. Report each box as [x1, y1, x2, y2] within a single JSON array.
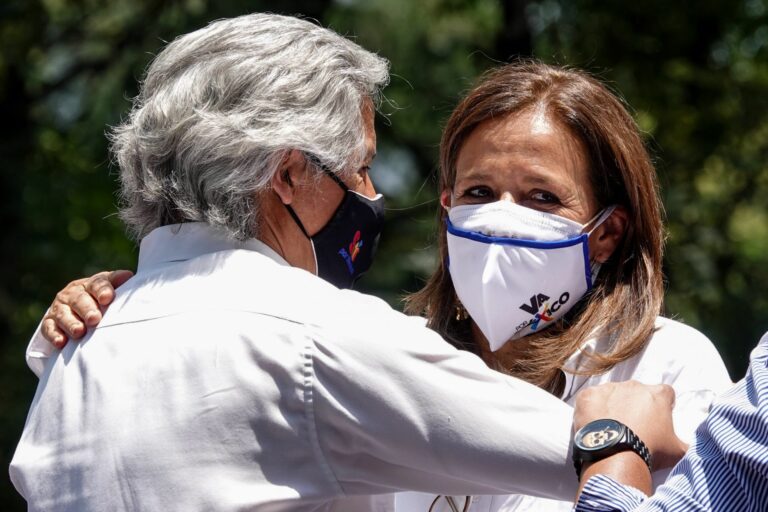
[[284, 162, 385, 289]]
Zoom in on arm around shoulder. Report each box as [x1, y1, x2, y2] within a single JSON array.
[[307, 308, 578, 500]]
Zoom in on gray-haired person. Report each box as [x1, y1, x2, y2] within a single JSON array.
[[10, 13, 681, 511]]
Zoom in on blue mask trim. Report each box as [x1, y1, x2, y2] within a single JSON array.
[[446, 218, 595, 293], [582, 241, 593, 292], [446, 218, 587, 249]]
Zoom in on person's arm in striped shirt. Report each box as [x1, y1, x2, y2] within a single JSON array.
[[575, 333, 768, 511]]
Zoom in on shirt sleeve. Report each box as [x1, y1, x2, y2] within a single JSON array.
[[25, 317, 56, 378], [575, 474, 647, 511], [658, 320, 732, 438], [648, 320, 734, 488], [308, 304, 578, 501], [575, 332, 768, 511]]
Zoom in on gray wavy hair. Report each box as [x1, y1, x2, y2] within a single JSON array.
[[111, 13, 390, 241]]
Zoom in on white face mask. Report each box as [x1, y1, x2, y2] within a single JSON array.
[[446, 200, 616, 351]]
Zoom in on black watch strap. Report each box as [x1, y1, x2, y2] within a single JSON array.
[[572, 419, 653, 478], [624, 425, 653, 473]]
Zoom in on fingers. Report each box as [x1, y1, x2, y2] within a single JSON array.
[[84, 270, 133, 307], [74, 286, 104, 327], [40, 269, 133, 348], [573, 381, 675, 430], [109, 269, 134, 288], [83, 271, 115, 307], [41, 317, 68, 349], [641, 383, 676, 412], [657, 383, 676, 408], [572, 380, 685, 472], [77, 269, 133, 324], [43, 300, 87, 344]]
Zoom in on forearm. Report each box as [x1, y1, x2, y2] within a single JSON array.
[[313, 325, 579, 499]]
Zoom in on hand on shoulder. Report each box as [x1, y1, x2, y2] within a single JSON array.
[[41, 270, 134, 347]]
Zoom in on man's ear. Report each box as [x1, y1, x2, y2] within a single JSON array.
[[271, 150, 307, 205], [591, 205, 629, 263]]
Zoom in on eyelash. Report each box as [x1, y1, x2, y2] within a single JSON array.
[[461, 187, 561, 205], [531, 190, 560, 204], [465, 186, 492, 199]]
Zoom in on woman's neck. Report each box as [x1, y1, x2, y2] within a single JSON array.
[[472, 321, 533, 366]]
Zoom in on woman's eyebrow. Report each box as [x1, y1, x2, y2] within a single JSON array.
[[455, 169, 496, 182], [517, 163, 572, 186], [520, 173, 558, 187]]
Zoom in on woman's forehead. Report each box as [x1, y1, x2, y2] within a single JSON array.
[[454, 110, 589, 183]]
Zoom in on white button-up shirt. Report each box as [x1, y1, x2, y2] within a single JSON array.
[[10, 223, 577, 511]]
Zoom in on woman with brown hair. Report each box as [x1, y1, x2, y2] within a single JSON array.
[[396, 61, 731, 511]]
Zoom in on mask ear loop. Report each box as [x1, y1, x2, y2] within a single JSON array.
[[305, 154, 350, 191], [582, 205, 617, 284], [322, 168, 349, 191], [284, 154, 351, 237], [583, 205, 617, 236], [284, 204, 310, 239], [283, 154, 342, 275]]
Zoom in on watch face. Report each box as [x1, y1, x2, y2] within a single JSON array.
[[577, 419, 624, 451]]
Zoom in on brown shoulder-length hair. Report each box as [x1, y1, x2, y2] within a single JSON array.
[[405, 61, 665, 393]]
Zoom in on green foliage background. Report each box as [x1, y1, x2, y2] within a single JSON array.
[[2, 0, 767, 507]]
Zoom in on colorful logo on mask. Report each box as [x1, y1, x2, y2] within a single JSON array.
[[338, 230, 363, 275], [349, 230, 362, 261], [519, 292, 570, 331], [530, 303, 553, 331]]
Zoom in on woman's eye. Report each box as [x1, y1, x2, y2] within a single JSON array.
[[531, 190, 560, 204], [464, 186, 493, 200]]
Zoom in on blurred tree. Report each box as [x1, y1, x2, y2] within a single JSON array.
[[2, 0, 767, 508]]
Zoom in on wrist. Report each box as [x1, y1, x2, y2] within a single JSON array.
[[578, 451, 652, 496]]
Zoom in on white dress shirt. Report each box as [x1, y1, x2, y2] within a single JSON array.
[[10, 222, 578, 511], [396, 316, 733, 512]]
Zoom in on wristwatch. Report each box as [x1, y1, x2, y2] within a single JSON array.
[[572, 418, 653, 478]]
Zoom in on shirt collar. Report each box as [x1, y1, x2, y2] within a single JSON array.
[[137, 223, 289, 272]]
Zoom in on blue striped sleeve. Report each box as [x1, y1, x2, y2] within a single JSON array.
[[575, 474, 646, 511], [574, 333, 768, 511]]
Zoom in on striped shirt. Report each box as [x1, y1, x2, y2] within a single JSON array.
[[575, 332, 768, 511]]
